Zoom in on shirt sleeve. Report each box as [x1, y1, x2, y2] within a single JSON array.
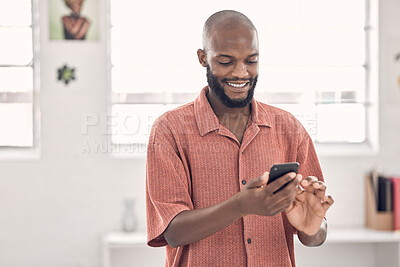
[[145, 117, 193, 247], [296, 133, 324, 183]]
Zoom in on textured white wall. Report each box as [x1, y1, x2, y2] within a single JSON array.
[[0, 0, 399, 267]]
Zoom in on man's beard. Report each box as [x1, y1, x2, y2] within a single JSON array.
[[206, 65, 258, 108]]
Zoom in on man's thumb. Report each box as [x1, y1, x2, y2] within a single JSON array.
[[247, 172, 269, 188]]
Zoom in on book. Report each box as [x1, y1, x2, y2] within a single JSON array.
[[390, 176, 400, 231], [377, 176, 392, 212]]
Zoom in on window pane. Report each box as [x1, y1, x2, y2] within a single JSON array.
[[110, 0, 137, 27], [256, 66, 366, 102], [251, 103, 369, 144], [261, 29, 364, 66], [316, 103, 366, 143], [262, 29, 364, 66], [0, 0, 32, 26], [271, 104, 317, 140], [0, 67, 33, 92], [0, 103, 32, 147], [300, 29, 364, 65], [112, 65, 205, 94], [0, 28, 32, 65], [300, 0, 365, 28]]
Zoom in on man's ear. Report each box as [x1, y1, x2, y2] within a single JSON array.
[[197, 49, 208, 67]]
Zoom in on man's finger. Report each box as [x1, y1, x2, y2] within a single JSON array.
[[322, 195, 334, 210], [313, 181, 327, 199], [246, 172, 269, 189], [295, 189, 306, 202], [266, 172, 299, 193], [301, 176, 319, 193], [269, 186, 298, 212], [296, 184, 304, 195]]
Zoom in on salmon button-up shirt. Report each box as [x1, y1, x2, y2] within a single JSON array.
[[146, 87, 324, 267]]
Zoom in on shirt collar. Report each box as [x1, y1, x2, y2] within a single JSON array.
[[249, 94, 272, 128], [194, 86, 272, 137]]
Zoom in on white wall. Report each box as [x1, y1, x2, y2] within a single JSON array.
[[0, 0, 399, 266]]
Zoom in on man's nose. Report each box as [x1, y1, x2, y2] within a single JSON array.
[[231, 62, 248, 79]]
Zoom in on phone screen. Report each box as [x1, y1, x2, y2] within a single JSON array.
[[268, 162, 300, 192]]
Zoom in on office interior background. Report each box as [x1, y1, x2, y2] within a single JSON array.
[[1, 0, 400, 266]]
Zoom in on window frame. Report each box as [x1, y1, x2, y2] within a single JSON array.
[[0, 0, 41, 160], [107, 0, 379, 157]]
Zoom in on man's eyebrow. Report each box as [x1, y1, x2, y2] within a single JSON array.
[[217, 54, 234, 58], [216, 53, 259, 58], [248, 53, 259, 57]]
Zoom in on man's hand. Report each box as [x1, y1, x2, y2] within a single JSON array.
[[238, 172, 302, 217], [163, 171, 302, 247], [285, 176, 334, 235]]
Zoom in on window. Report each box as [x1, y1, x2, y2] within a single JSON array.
[[109, 0, 378, 155], [0, 0, 38, 151]]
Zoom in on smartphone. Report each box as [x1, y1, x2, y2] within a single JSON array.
[[268, 162, 300, 193]]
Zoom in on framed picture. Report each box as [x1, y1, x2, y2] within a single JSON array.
[[49, 0, 99, 40]]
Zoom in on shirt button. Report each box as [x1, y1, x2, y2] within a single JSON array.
[[242, 180, 246, 185], [247, 238, 252, 244]]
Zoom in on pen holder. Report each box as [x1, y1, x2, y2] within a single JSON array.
[[365, 175, 393, 231]]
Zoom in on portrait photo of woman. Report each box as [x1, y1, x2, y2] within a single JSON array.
[[49, 0, 98, 41]]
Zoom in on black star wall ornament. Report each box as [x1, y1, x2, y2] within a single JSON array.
[[57, 64, 76, 85], [395, 52, 400, 63]]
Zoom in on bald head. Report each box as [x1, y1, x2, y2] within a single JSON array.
[[202, 10, 258, 51]]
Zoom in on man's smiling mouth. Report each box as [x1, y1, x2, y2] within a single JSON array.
[[226, 82, 249, 88]]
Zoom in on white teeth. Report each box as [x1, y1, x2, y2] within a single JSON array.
[[227, 82, 247, 88]]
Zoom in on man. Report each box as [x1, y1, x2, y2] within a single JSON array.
[[146, 10, 334, 267]]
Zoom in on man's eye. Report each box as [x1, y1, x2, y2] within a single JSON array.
[[246, 60, 258, 64], [217, 61, 232, 65]]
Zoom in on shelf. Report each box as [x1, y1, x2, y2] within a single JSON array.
[[320, 226, 400, 244], [103, 226, 400, 248], [102, 227, 400, 267], [103, 232, 147, 248]]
